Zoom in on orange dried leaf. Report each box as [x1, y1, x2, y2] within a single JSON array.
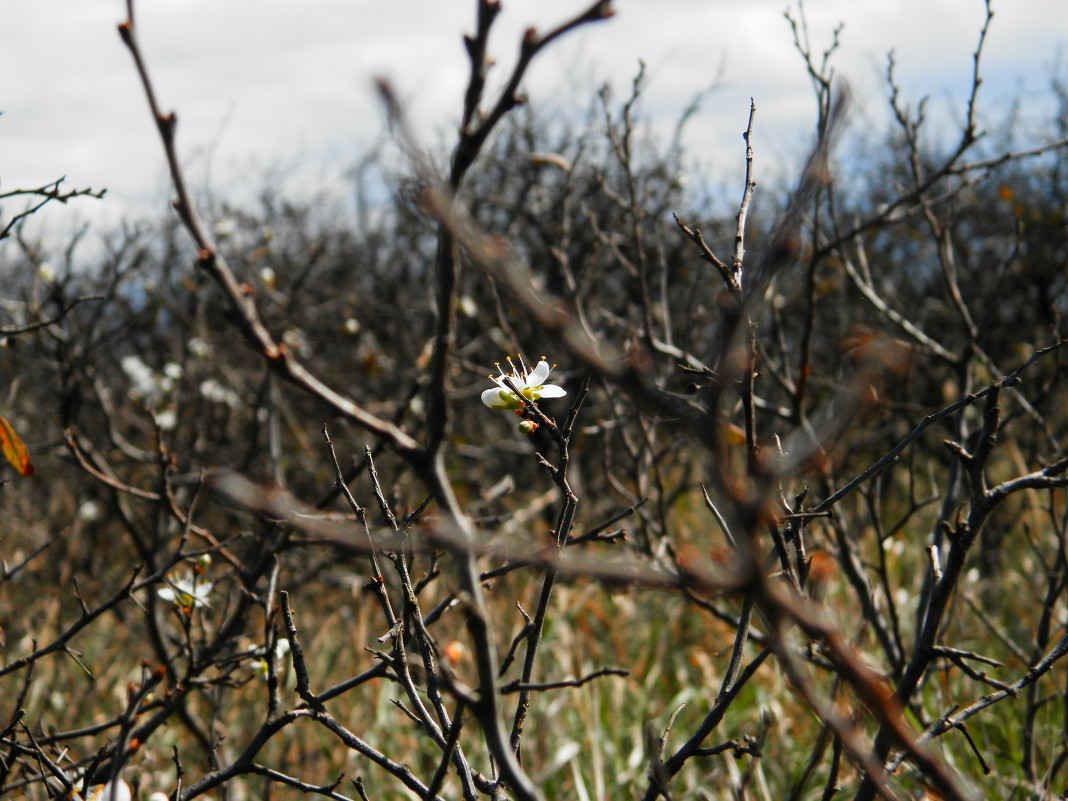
[[0, 414, 35, 477], [723, 423, 746, 446], [443, 640, 466, 665], [807, 550, 837, 586]]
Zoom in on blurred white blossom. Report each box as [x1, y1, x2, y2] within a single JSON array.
[[77, 500, 103, 523], [249, 638, 291, 679], [213, 217, 237, 240], [458, 295, 477, 318], [121, 355, 184, 411], [187, 337, 209, 357], [154, 407, 178, 431], [158, 574, 213, 609], [199, 379, 240, 408], [121, 355, 159, 402], [80, 779, 132, 801]]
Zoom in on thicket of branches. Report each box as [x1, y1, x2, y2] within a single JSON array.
[[2, 2, 1068, 800]]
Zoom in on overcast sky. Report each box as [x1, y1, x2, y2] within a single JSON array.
[[2, 0, 1064, 237]]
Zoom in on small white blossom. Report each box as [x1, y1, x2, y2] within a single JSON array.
[[187, 337, 209, 357], [158, 574, 214, 609], [458, 295, 478, 318], [154, 407, 178, 431], [81, 779, 132, 801], [38, 262, 56, 283], [213, 218, 237, 240], [121, 355, 160, 402], [199, 379, 240, 408], [343, 317, 360, 335], [77, 500, 104, 523], [121, 356, 183, 407], [249, 638, 291, 679], [481, 356, 566, 412]]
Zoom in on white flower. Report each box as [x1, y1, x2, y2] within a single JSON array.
[[481, 356, 566, 412], [213, 218, 237, 240], [81, 779, 132, 801], [77, 500, 104, 523], [187, 337, 209, 357], [199, 379, 240, 408], [458, 295, 478, 318], [249, 638, 291, 678], [121, 355, 159, 401], [121, 356, 182, 406], [158, 574, 213, 609], [154, 407, 177, 431]]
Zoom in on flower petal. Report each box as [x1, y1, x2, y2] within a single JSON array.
[[482, 387, 510, 408], [535, 384, 567, 399], [527, 360, 551, 386]]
